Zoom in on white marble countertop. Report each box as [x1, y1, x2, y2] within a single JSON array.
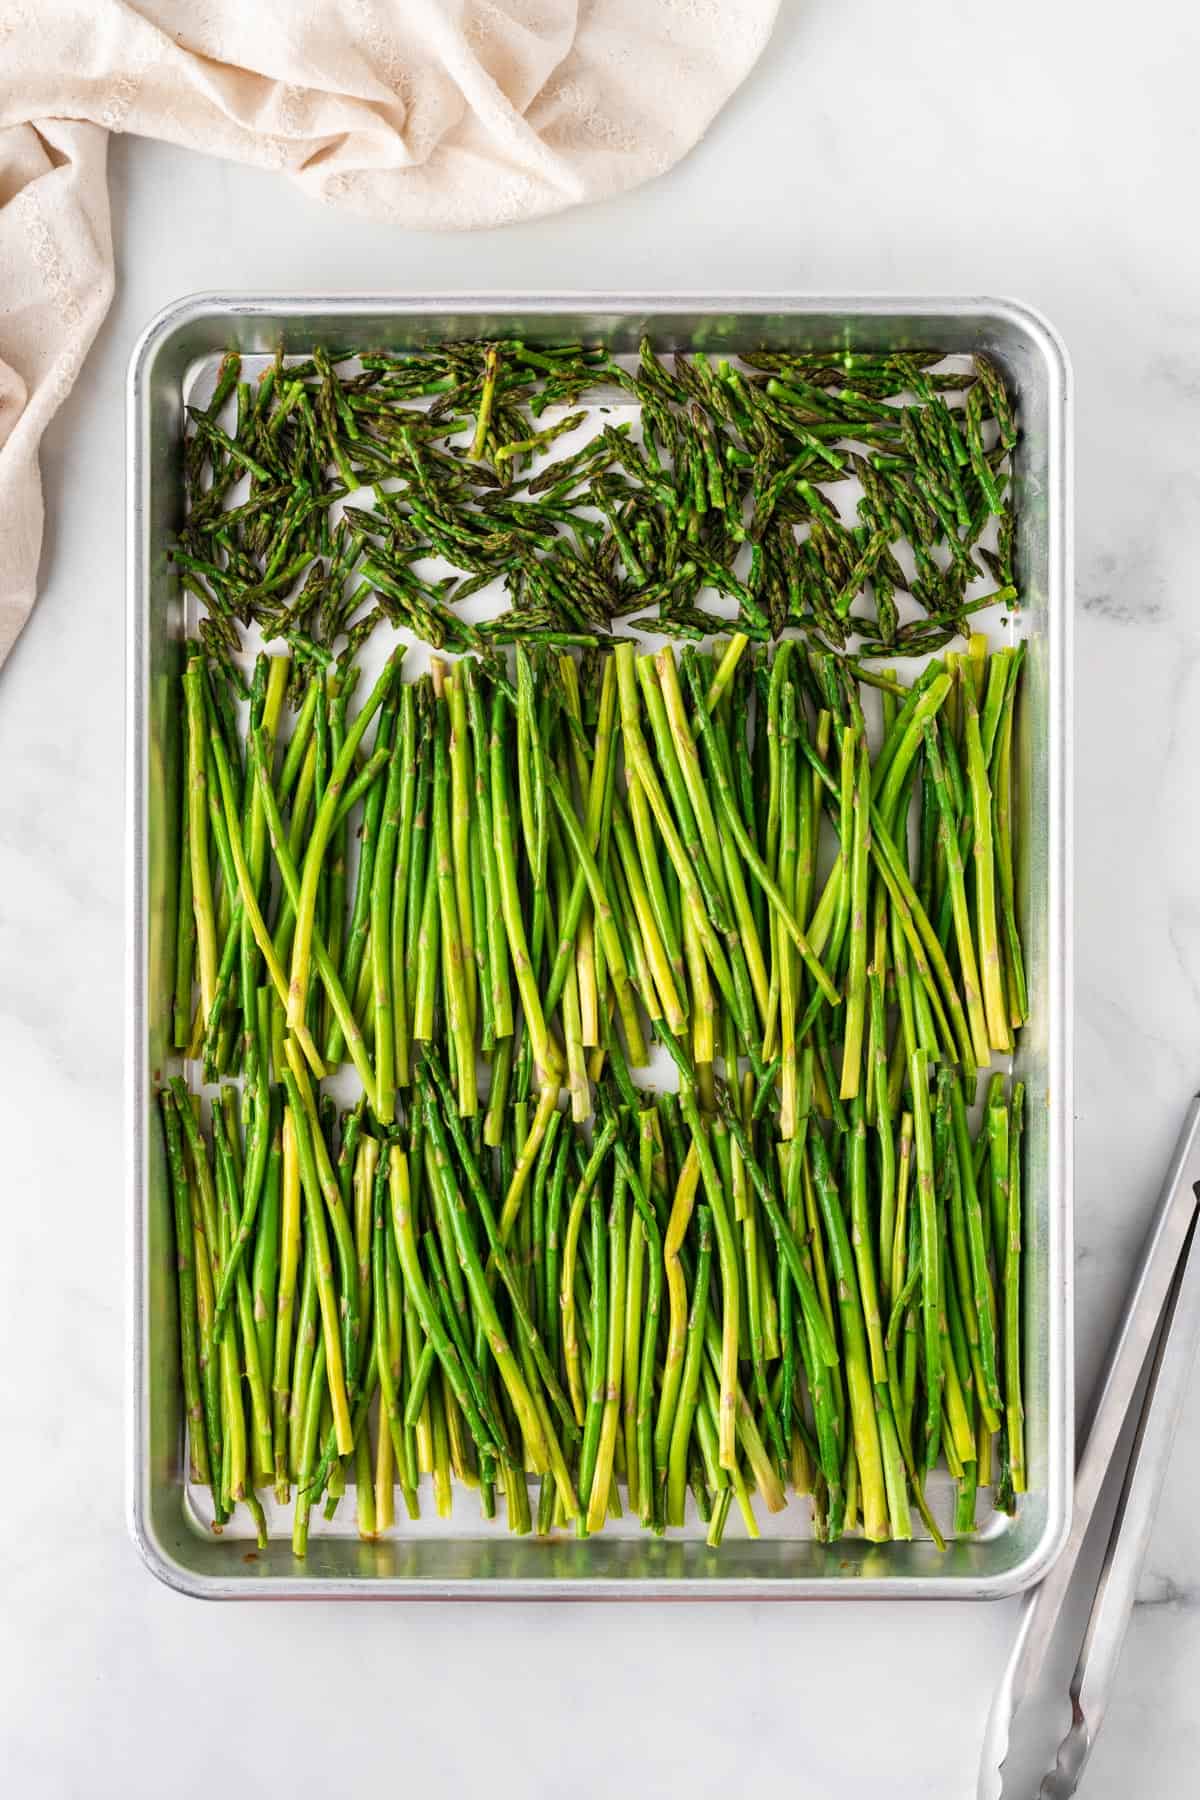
[[4, 2, 1200, 1793]]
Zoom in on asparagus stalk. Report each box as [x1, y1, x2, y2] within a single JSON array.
[[183, 658, 219, 1026], [280, 1070, 354, 1457], [159, 1092, 213, 1501], [666, 1206, 713, 1526], [1006, 1083, 1027, 1493], [432, 687, 477, 1117], [288, 651, 401, 1035], [960, 662, 1011, 1052], [909, 1048, 943, 1466], [654, 1143, 700, 1481]]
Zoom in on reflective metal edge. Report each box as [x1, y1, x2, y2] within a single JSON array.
[[127, 293, 1073, 1600]]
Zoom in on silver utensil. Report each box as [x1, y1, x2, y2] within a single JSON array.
[[979, 1094, 1200, 1797]]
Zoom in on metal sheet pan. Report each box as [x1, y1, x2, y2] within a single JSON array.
[[127, 294, 1072, 1598]]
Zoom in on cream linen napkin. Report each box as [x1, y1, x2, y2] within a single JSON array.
[[0, 0, 779, 665]]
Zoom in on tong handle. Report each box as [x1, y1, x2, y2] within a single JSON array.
[[978, 1094, 1200, 1799], [1039, 1203, 1200, 1797]]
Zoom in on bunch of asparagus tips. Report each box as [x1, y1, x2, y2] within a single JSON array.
[[177, 338, 1016, 664], [163, 624, 1028, 1548]]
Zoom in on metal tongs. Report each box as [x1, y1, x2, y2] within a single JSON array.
[[979, 1095, 1200, 1799]]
